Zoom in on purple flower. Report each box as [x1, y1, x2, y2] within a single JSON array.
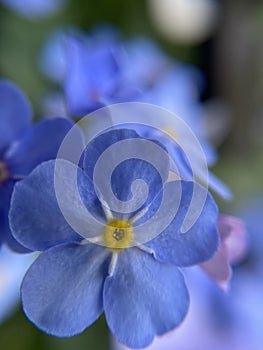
[[0, 78, 77, 250], [9, 128, 219, 348]]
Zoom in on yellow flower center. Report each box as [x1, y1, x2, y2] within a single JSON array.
[[103, 219, 134, 251]]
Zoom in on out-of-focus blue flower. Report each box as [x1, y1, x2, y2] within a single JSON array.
[[0, 78, 76, 251], [130, 123, 232, 200], [39, 29, 231, 199], [39, 31, 165, 117], [9, 129, 219, 348], [137, 66, 215, 162], [119, 36, 169, 91], [62, 30, 150, 116], [64, 32, 121, 115], [0, 246, 34, 323], [0, 0, 67, 19], [39, 29, 69, 84]]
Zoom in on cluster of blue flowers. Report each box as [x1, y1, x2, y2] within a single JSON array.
[[0, 28, 245, 349], [40, 27, 232, 200]]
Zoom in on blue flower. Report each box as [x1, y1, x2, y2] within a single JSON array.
[[0, 78, 77, 250], [0, 0, 67, 19], [40, 30, 167, 117], [133, 123, 232, 200], [39, 29, 231, 200], [63, 30, 124, 116], [10, 128, 219, 348]]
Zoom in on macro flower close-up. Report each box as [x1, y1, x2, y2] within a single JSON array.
[[9, 128, 219, 348], [0, 1, 262, 349]]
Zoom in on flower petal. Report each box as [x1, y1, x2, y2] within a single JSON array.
[[0, 180, 30, 251], [83, 128, 140, 179], [200, 215, 247, 290], [207, 172, 233, 201], [83, 128, 169, 217], [200, 243, 231, 290], [22, 243, 109, 337], [9, 159, 103, 251], [5, 117, 81, 177], [0, 180, 14, 245], [104, 248, 189, 348], [217, 215, 247, 264], [145, 181, 219, 266], [0, 79, 31, 153], [64, 34, 119, 115]]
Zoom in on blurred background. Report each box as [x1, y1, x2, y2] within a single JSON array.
[[0, 0, 263, 349]]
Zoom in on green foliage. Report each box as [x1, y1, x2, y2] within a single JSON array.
[[0, 307, 109, 350]]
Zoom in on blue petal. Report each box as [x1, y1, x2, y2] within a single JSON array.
[[104, 248, 189, 348], [84, 129, 140, 178], [83, 128, 169, 217], [22, 243, 109, 337], [0, 180, 30, 251], [5, 117, 79, 177], [0, 79, 31, 154], [134, 124, 193, 180], [145, 181, 219, 266], [121, 37, 167, 89], [208, 171, 233, 201], [0, 180, 14, 245], [64, 34, 119, 115], [39, 29, 67, 83], [9, 160, 89, 251]]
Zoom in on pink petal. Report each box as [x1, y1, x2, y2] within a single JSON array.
[[218, 215, 247, 264], [200, 241, 231, 290], [200, 215, 247, 289]]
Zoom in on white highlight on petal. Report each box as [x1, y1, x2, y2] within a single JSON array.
[[79, 236, 102, 245], [129, 206, 149, 224], [108, 252, 119, 277], [98, 195, 114, 221], [136, 245, 154, 255]]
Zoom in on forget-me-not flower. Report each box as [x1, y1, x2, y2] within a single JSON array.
[[40, 30, 169, 117], [64, 30, 126, 116], [39, 29, 231, 200], [10, 128, 219, 348], [0, 78, 76, 250]]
